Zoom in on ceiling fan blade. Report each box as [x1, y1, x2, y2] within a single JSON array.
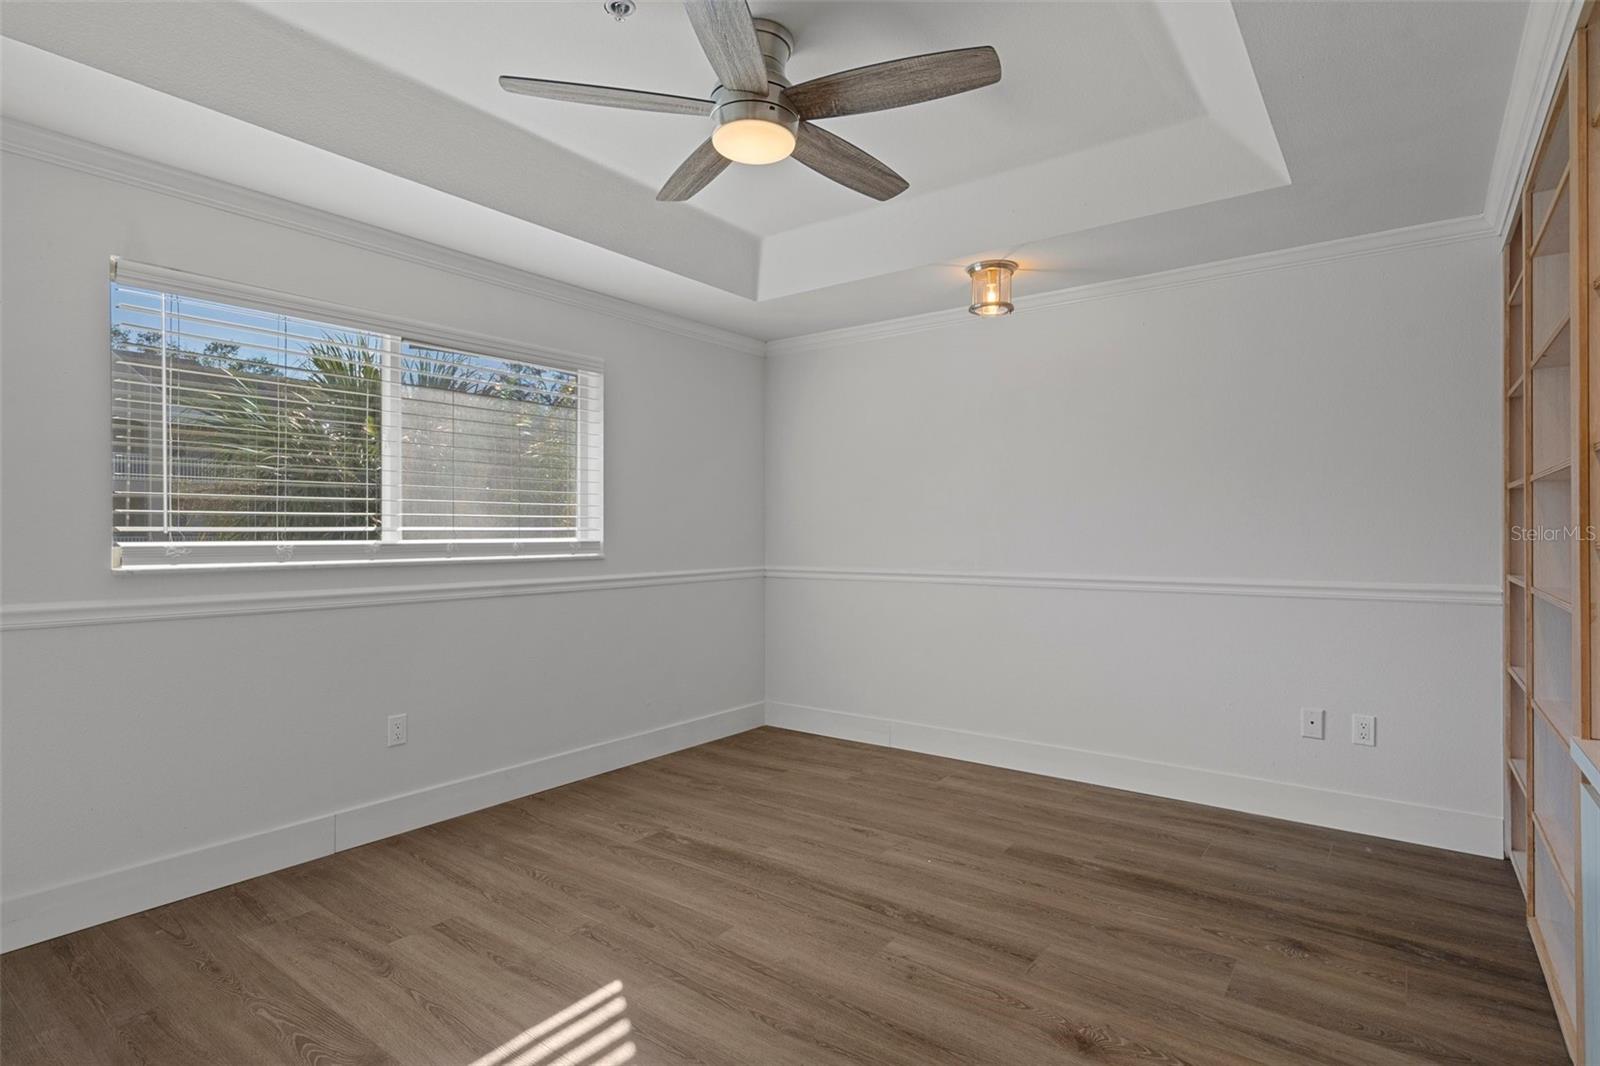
[[657, 138, 732, 201], [792, 123, 908, 201], [685, 0, 768, 94], [499, 76, 713, 116], [784, 46, 1001, 120]]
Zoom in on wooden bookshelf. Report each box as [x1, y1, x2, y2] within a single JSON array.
[[1505, 18, 1594, 1063]]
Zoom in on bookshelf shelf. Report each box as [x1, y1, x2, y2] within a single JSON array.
[[1537, 810, 1579, 907], [1537, 694, 1577, 740], [1534, 316, 1573, 368], [1534, 169, 1572, 255], [1534, 458, 1574, 482], [1533, 583, 1576, 612]]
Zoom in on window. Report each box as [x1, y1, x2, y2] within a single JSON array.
[[109, 261, 602, 569]]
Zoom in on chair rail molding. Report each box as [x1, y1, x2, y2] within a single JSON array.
[[1, 566, 766, 631], [765, 566, 1502, 607], [3, 566, 1499, 631]]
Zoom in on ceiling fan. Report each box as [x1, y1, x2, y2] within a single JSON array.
[[499, 0, 1001, 202]]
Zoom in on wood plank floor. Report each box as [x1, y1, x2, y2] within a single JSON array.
[[1, 727, 1567, 1065]]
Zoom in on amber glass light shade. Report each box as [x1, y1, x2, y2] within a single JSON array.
[[967, 260, 1017, 316]]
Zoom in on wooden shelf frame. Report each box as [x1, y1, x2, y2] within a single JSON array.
[[1504, 24, 1593, 1064]]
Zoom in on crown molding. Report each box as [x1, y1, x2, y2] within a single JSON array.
[[0, 119, 767, 358], [1484, 0, 1586, 237], [765, 566, 1501, 607], [2, 113, 1516, 363], [765, 213, 1497, 356], [1, 566, 764, 631]]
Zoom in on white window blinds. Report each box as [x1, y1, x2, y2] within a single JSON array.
[[110, 260, 603, 569]]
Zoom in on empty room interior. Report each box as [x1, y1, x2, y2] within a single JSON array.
[[7, 0, 1600, 1062]]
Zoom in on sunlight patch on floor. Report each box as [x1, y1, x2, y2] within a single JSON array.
[[470, 980, 635, 1066]]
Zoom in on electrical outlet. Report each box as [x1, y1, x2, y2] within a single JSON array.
[[1351, 714, 1376, 746], [1300, 707, 1325, 740], [387, 713, 407, 747]]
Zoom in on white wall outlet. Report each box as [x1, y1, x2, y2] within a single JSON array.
[[387, 713, 407, 747], [1300, 707, 1325, 739], [1351, 714, 1376, 746]]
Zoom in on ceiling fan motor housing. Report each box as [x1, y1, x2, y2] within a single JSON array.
[[709, 19, 798, 149]]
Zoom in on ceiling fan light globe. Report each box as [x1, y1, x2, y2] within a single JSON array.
[[712, 119, 796, 165]]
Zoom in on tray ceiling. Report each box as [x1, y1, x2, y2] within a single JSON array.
[[0, 2, 1529, 339]]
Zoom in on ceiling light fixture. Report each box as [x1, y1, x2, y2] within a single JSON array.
[[967, 260, 1017, 317], [708, 21, 799, 166], [710, 110, 798, 165]]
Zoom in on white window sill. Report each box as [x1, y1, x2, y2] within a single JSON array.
[[112, 542, 604, 572]]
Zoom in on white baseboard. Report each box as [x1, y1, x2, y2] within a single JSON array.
[[0, 817, 337, 956], [333, 701, 765, 851], [764, 701, 1503, 858], [0, 701, 764, 952], [2, 694, 1500, 952]]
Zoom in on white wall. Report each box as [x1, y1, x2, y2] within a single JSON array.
[[0, 148, 767, 948], [765, 234, 1505, 855]]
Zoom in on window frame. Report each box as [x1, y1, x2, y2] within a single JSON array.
[[108, 257, 605, 571]]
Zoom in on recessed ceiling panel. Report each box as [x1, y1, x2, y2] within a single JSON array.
[[258, 1, 1206, 236]]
